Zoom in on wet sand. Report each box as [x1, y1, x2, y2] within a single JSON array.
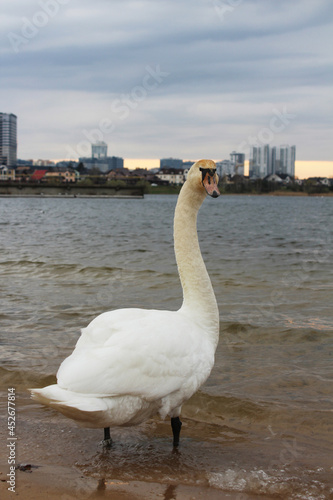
[[0, 394, 263, 500], [1, 392, 332, 499], [0, 464, 242, 500], [0, 410, 263, 500], [1, 465, 262, 500]]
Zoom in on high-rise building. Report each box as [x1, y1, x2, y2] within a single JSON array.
[[0, 113, 17, 167], [92, 141, 107, 159], [290, 145, 296, 177], [182, 160, 195, 170], [249, 145, 270, 178], [160, 158, 183, 169], [230, 151, 245, 176], [250, 144, 296, 178], [215, 152, 245, 178], [280, 145, 295, 177], [249, 146, 260, 178], [216, 160, 233, 177], [79, 155, 123, 172], [271, 146, 279, 174], [271, 145, 296, 177]]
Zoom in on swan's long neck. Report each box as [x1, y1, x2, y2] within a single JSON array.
[[174, 181, 219, 346]]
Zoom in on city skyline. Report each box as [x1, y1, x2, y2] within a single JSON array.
[[1, 1, 332, 166], [1, 111, 331, 179], [10, 156, 333, 180], [121, 159, 332, 180]]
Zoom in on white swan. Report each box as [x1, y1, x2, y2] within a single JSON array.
[[30, 159, 220, 447]]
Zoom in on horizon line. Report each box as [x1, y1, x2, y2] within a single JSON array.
[[17, 159, 333, 180]]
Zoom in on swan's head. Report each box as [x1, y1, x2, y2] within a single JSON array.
[[188, 159, 220, 198]]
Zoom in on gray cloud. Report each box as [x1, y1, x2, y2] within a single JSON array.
[[1, 0, 333, 161]]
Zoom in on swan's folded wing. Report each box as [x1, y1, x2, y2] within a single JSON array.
[[56, 309, 214, 401]]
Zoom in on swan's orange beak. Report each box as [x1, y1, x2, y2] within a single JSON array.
[[200, 168, 220, 198]]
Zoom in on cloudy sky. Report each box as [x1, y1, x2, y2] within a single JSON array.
[[1, 0, 333, 168]]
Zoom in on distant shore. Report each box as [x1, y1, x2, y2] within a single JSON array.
[[0, 194, 144, 199], [1, 191, 333, 198], [0, 182, 332, 198], [225, 190, 333, 197], [0, 183, 144, 198]]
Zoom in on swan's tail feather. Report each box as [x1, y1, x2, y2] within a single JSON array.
[[29, 385, 157, 428], [30, 385, 118, 427], [30, 385, 109, 409]]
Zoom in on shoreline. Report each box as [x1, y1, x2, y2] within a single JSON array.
[[1, 392, 332, 499], [0, 463, 251, 500], [0, 398, 269, 500], [0, 191, 333, 198], [252, 190, 333, 196], [0, 194, 144, 199]]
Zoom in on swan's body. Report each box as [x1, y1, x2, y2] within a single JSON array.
[[30, 159, 220, 446]]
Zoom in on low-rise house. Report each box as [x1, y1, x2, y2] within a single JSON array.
[[307, 177, 331, 187], [130, 168, 150, 178], [15, 165, 33, 181], [278, 174, 294, 184], [0, 166, 16, 181], [265, 174, 283, 183], [28, 166, 78, 183], [156, 168, 185, 185], [31, 169, 47, 182], [45, 167, 77, 183], [106, 168, 130, 181], [264, 173, 294, 184]]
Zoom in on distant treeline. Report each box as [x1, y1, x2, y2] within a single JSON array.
[[144, 179, 333, 195], [217, 178, 333, 195], [2, 177, 332, 196]]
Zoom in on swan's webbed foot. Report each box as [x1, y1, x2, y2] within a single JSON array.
[[171, 417, 182, 447], [102, 427, 112, 448]]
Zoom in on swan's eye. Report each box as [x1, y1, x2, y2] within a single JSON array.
[[199, 167, 216, 181]]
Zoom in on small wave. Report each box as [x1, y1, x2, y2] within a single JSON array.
[[222, 321, 259, 334], [0, 259, 45, 268], [220, 320, 333, 345], [208, 467, 330, 499], [183, 391, 272, 426], [0, 259, 81, 277], [77, 265, 124, 278]]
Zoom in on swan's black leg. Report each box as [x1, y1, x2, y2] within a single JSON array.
[[103, 427, 112, 447], [171, 417, 182, 447]]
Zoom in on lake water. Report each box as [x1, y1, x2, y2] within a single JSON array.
[[0, 194, 332, 499]]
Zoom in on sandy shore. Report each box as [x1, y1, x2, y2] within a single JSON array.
[[0, 463, 252, 500], [0, 393, 279, 500], [0, 463, 236, 500], [1, 392, 332, 499]]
